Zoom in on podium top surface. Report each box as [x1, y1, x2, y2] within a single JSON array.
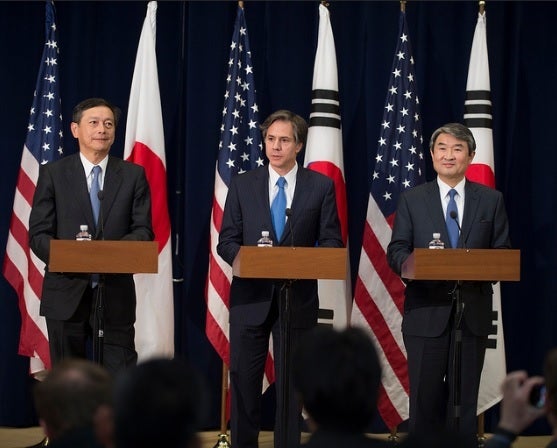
[[232, 246, 347, 280], [49, 240, 158, 274], [401, 248, 520, 281]]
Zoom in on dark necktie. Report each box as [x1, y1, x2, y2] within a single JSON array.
[[271, 177, 287, 240], [90, 165, 101, 226], [446, 188, 459, 248]]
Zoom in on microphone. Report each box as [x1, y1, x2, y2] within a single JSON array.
[[285, 208, 295, 248], [97, 190, 105, 240], [449, 210, 465, 249]]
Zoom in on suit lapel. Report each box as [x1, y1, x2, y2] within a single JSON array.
[[252, 167, 275, 240], [461, 180, 480, 246], [284, 167, 310, 244], [64, 154, 96, 231], [424, 181, 447, 239], [100, 157, 123, 232]]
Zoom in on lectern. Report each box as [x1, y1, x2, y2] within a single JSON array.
[[401, 248, 520, 431], [49, 240, 158, 365], [233, 246, 347, 448]]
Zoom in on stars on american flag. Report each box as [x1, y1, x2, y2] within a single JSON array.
[[26, 2, 63, 166], [217, 9, 262, 184], [371, 14, 424, 218]]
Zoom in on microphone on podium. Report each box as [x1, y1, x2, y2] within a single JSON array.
[[285, 208, 294, 248], [97, 190, 105, 240]]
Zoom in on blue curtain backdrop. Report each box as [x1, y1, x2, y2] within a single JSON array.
[[1, 0, 556, 434]]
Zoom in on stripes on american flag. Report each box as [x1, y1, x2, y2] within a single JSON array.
[[2, 0, 63, 373], [351, 10, 424, 429], [206, 5, 272, 387]]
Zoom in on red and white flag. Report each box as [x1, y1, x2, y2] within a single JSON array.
[[464, 10, 506, 414], [124, 1, 174, 361], [2, 0, 63, 374], [351, 10, 424, 429], [304, 4, 351, 328]]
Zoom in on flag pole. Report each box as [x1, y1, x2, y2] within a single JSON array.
[[214, 363, 231, 448], [475, 3, 487, 445]]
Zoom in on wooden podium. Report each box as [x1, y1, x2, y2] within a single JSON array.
[[48, 239, 158, 365], [401, 248, 520, 432], [49, 240, 158, 274], [232, 246, 347, 280], [401, 248, 520, 281], [232, 245, 347, 447]]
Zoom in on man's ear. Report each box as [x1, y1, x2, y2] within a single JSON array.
[[70, 121, 79, 138], [94, 404, 114, 448]]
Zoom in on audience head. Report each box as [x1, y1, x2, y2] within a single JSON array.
[[33, 359, 112, 441], [113, 357, 206, 448], [292, 326, 381, 433]]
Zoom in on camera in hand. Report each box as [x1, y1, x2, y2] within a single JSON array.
[[529, 384, 546, 408]]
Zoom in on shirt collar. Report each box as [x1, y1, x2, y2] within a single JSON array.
[[80, 152, 108, 176], [268, 163, 298, 186], [437, 176, 466, 199]]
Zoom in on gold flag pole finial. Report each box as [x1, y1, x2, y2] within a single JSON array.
[[479, 0, 485, 14], [321, 0, 330, 8], [400, 1, 406, 13], [238, 1, 244, 9]]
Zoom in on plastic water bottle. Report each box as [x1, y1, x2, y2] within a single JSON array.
[[257, 230, 273, 247], [76, 224, 92, 241], [428, 232, 444, 249]]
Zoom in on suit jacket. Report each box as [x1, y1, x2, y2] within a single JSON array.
[[217, 165, 343, 328], [29, 153, 153, 324], [387, 179, 510, 337]]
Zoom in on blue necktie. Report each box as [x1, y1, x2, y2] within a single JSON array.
[[90, 165, 101, 226], [271, 177, 287, 241], [446, 188, 459, 248]]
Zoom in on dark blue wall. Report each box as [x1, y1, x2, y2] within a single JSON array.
[[1, 1, 555, 434]]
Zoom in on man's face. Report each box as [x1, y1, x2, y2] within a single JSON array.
[[70, 106, 115, 159], [264, 119, 302, 175], [430, 132, 475, 186]]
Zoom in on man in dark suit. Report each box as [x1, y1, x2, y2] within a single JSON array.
[[29, 98, 153, 374], [387, 123, 511, 438], [217, 110, 343, 448]]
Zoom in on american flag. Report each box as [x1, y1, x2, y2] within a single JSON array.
[[2, 0, 63, 373], [206, 5, 271, 387], [350, 10, 424, 429]]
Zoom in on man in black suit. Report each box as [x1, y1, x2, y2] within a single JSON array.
[[387, 123, 511, 438], [29, 98, 153, 374], [217, 110, 343, 448]]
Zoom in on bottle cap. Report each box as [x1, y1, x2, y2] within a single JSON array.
[[261, 230, 269, 237], [80, 224, 88, 231], [433, 232, 441, 239]]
